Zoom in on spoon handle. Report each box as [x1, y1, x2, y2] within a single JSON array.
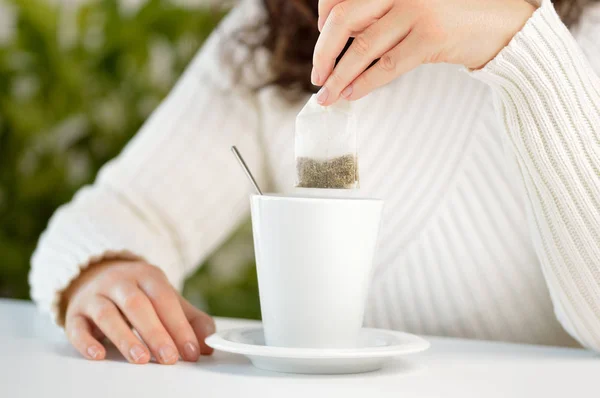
[[231, 146, 263, 195]]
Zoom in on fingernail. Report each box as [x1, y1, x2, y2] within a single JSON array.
[[87, 345, 102, 360], [158, 345, 178, 364], [183, 342, 199, 361], [204, 321, 216, 336], [311, 68, 320, 86], [316, 86, 329, 105], [129, 345, 148, 363], [341, 85, 353, 98]]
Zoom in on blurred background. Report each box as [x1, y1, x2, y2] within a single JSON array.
[[0, 0, 261, 319]]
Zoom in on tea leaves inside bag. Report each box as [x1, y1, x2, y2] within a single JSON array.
[[296, 154, 359, 189]]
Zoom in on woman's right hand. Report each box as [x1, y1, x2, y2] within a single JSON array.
[[61, 260, 215, 364]]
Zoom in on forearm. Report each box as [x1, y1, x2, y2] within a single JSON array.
[[470, 0, 600, 349], [29, 0, 268, 324], [30, 186, 186, 323]]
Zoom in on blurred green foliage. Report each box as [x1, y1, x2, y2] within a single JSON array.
[[0, 0, 260, 319]]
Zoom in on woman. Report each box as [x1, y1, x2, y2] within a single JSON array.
[[30, 0, 600, 364]]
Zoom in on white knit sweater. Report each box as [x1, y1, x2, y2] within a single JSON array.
[[30, 0, 600, 349]]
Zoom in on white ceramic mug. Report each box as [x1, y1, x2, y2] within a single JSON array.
[[250, 194, 383, 349]]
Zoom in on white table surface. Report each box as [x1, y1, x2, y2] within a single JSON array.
[[1, 298, 599, 397]]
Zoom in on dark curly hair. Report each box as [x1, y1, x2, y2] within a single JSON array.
[[248, 0, 598, 95]]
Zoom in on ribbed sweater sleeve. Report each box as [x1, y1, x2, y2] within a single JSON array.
[[470, 0, 600, 350], [29, 0, 266, 323]]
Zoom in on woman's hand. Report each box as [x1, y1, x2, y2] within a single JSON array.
[[311, 0, 536, 105], [61, 260, 215, 364]]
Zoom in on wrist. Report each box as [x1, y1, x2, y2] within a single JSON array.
[[469, 1, 536, 70]]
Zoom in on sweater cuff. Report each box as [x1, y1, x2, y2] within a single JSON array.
[[29, 186, 185, 325], [468, 0, 576, 89]]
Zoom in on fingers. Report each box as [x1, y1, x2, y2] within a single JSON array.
[[139, 277, 201, 362], [180, 297, 216, 355], [343, 33, 426, 102], [87, 296, 151, 364], [90, 324, 105, 341], [312, 0, 392, 86], [109, 283, 179, 364], [317, 11, 411, 105], [318, 0, 343, 31], [65, 314, 106, 361]]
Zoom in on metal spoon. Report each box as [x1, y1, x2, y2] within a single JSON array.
[[231, 146, 263, 195]]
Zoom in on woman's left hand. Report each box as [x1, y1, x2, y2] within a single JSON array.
[[312, 0, 536, 105]]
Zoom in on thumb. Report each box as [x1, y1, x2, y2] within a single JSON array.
[[179, 296, 216, 355]]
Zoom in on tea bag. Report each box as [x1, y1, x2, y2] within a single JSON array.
[[295, 95, 359, 189]]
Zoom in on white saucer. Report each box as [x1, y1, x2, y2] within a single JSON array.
[[205, 327, 430, 374]]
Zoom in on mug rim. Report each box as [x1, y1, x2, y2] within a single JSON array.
[[251, 193, 382, 203]]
